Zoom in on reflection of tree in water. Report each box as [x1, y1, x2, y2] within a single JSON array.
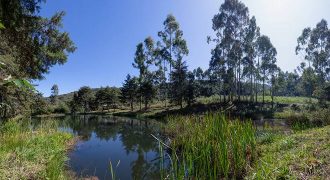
[[119, 121, 162, 179], [32, 115, 163, 178], [119, 121, 157, 154], [130, 150, 161, 179]]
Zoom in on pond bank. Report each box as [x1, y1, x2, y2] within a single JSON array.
[[0, 118, 77, 179], [247, 125, 330, 179]]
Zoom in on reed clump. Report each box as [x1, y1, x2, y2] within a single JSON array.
[[164, 113, 256, 179]]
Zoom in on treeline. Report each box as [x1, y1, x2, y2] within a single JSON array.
[[30, 85, 121, 115], [119, 0, 330, 111], [0, 0, 75, 118], [1, 0, 329, 117], [66, 0, 330, 113]]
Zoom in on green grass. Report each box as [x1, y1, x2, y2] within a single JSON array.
[[248, 126, 330, 179], [196, 95, 318, 105], [163, 113, 256, 179], [0, 119, 75, 180]]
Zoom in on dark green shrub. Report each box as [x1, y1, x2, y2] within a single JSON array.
[[308, 108, 330, 126], [53, 103, 70, 114], [286, 113, 310, 130]]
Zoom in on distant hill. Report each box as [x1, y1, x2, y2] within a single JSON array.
[[49, 87, 120, 103]]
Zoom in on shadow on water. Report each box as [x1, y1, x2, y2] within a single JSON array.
[[32, 115, 164, 180]]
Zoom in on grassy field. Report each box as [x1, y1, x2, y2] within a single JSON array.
[[196, 95, 318, 105], [110, 95, 318, 119], [0, 118, 75, 180], [162, 113, 256, 179], [248, 126, 330, 179]]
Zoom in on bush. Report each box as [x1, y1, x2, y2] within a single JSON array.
[[53, 103, 70, 114], [283, 108, 330, 130], [308, 108, 330, 126], [286, 113, 311, 130]]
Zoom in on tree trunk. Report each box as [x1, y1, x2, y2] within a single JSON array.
[[130, 100, 134, 111], [144, 99, 148, 110], [263, 73, 265, 105], [238, 60, 241, 102]]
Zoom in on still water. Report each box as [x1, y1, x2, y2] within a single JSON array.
[[34, 115, 164, 180]]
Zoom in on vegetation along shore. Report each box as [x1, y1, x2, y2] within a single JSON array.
[[0, 0, 329, 179]]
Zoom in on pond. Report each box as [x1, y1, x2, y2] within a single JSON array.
[[33, 115, 164, 180]]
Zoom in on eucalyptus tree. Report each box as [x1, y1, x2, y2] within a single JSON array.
[[256, 35, 277, 104], [120, 74, 138, 111], [132, 37, 157, 110], [296, 63, 318, 99], [243, 16, 260, 102], [132, 43, 147, 110], [142, 37, 157, 109], [296, 19, 330, 101], [209, 0, 250, 102], [50, 84, 59, 104], [158, 14, 189, 107], [194, 67, 204, 81], [193, 67, 205, 97], [208, 45, 226, 102]]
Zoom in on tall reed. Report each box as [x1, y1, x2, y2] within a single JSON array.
[[163, 113, 256, 179]]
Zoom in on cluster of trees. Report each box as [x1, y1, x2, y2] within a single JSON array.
[[120, 0, 330, 111], [69, 86, 120, 114], [120, 15, 196, 110], [207, 0, 278, 104], [1, 0, 329, 117], [0, 0, 75, 118], [296, 19, 330, 103]]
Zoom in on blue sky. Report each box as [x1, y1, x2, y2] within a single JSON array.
[[36, 0, 330, 96]]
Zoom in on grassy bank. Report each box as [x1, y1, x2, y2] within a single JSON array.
[[0, 118, 75, 179], [111, 96, 320, 120], [162, 113, 256, 179], [248, 125, 330, 179], [196, 95, 318, 105]]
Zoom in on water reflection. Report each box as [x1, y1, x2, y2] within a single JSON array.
[[33, 115, 163, 180]]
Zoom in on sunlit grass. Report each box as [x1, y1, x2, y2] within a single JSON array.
[[0, 119, 74, 180], [247, 125, 330, 179], [196, 95, 318, 105]]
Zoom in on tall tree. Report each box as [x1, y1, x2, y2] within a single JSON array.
[[132, 43, 147, 110], [169, 59, 188, 109], [209, 0, 249, 102], [184, 71, 196, 107], [50, 84, 59, 104], [0, 0, 75, 117], [256, 35, 277, 104], [296, 19, 330, 101], [158, 14, 188, 107], [243, 16, 260, 102], [95, 87, 119, 112], [76, 86, 94, 113], [120, 74, 138, 111], [0, 0, 76, 80], [132, 37, 157, 110]]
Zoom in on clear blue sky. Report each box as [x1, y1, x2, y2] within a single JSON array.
[[36, 0, 330, 96]]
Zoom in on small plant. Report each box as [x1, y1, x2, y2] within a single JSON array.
[[109, 160, 120, 180]]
